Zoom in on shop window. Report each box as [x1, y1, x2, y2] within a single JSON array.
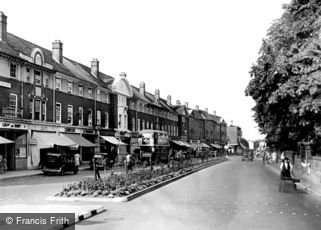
[[78, 107, 83, 126], [10, 63, 17, 78], [15, 133, 27, 158], [68, 105, 73, 125], [56, 103, 61, 123]]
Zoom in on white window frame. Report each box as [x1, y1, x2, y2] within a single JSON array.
[[67, 81, 72, 94], [10, 63, 17, 78], [78, 107, 83, 126], [56, 103, 62, 123], [137, 119, 141, 131], [67, 105, 73, 125], [132, 117, 136, 131], [106, 93, 110, 103], [79, 85, 83, 96], [41, 101, 46, 121], [29, 99, 34, 119], [97, 110, 101, 126], [88, 88, 93, 99], [34, 99, 41, 121], [55, 77, 61, 91], [97, 89, 101, 101], [88, 109, 92, 127]]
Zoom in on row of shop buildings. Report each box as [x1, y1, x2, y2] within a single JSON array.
[[0, 11, 237, 171]]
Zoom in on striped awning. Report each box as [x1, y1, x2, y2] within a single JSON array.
[[201, 143, 210, 148], [171, 140, 186, 147], [211, 144, 222, 148], [32, 132, 76, 149], [101, 136, 127, 145], [62, 133, 96, 148]]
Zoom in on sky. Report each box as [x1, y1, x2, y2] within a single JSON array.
[[1, 0, 290, 141]]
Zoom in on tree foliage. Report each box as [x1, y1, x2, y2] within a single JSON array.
[[246, 0, 321, 151]]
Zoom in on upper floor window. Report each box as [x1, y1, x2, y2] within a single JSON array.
[[105, 112, 109, 128], [97, 89, 101, 101], [132, 117, 135, 131], [35, 53, 43, 66], [55, 77, 61, 91], [67, 105, 73, 125], [43, 75, 49, 87], [96, 110, 101, 126], [79, 85, 83, 96], [35, 71, 41, 85], [88, 88, 93, 99], [56, 103, 61, 123], [105, 93, 110, 103], [78, 107, 83, 126], [42, 101, 46, 121], [10, 63, 17, 78], [67, 81, 72, 94], [88, 109, 93, 126]]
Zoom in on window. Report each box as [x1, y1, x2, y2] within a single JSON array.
[[10, 63, 17, 78], [68, 105, 73, 125], [79, 85, 83, 96], [29, 99, 33, 119], [151, 122, 153, 130], [41, 101, 46, 121], [43, 75, 49, 87], [9, 94, 17, 110], [118, 114, 122, 128], [35, 71, 41, 85], [146, 121, 149, 129], [26, 68, 30, 82], [35, 86, 41, 97], [124, 114, 127, 129], [55, 77, 61, 90], [142, 120, 145, 130], [96, 110, 101, 126], [132, 118, 135, 131], [78, 107, 83, 126], [88, 88, 93, 99], [97, 89, 101, 101], [67, 81, 72, 94], [137, 119, 141, 131], [35, 53, 43, 66], [88, 109, 92, 126], [34, 99, 41, 120], [106, 93, 110, 103], [56, 103, 61, 123], [105, 112, 109, 128]]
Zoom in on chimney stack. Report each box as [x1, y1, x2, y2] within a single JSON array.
[[176, 100, 181, 105], [195, 105, 199, 110], [155, 89, 160, 100], [139, 82, 145, 95], [91, 59, 99, 78], [205, 108, 208, 113], [167, 95, 172, 106], [120, 72, 126, 78], [0, 12, 7, 43], [213, 110, 216, 116], [52, 40, 63, 63], [184, 102, 189, 108]]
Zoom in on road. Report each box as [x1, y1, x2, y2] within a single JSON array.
[[69, 157, 321, 230]]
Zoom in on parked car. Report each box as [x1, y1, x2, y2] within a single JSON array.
[[42, 153, 78, 175]]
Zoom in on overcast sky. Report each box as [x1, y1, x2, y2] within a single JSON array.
[[1, 0, 290, 141]]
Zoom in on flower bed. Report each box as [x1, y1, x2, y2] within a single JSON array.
[[55, 157, 226, 198]]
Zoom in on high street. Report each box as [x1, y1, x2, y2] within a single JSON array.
[[69, 157, 321, 230]]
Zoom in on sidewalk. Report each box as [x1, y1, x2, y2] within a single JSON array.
[[265, 161, 321, 196]]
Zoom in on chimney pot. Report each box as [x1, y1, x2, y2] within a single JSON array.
[[213, 110, 216, 116], [176, 100, 181, 105], [155, 89, 160, 99], [195, 105, 199, 110], [205, 108, 208, 113], [0, 12, 7, 43], [184, 102, 189, 108]]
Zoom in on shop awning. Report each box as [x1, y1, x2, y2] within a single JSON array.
[[181, 141, 193, 148], [62, 133, 96, 148], [190, 143, 203, 148], [201, 143, 210, 148], [171, 140, 186, 147], [101, 136, 127, 145], [239, 143, 247, 149], [32, 132, 76, 149], [211, 144, 222, 149], [0, 136, 14, 145]]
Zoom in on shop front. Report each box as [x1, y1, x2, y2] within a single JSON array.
[[100, 136, 128, 165]]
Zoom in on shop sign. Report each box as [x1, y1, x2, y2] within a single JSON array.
[[0, 81, 11, 88]]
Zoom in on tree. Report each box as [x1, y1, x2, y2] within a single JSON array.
[[246, 0, 321, 152]]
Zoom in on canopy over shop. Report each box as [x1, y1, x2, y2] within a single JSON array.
[[30, 132, 96, 167], [100, 136, 128, 164], [0, 136, 14, 172]]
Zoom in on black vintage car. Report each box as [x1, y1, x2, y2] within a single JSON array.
[[42, 153, 78, 175]]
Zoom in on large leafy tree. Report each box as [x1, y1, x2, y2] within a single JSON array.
[[246, 0, 321, 151]]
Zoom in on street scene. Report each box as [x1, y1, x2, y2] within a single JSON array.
[[2, 0, 321, 229]]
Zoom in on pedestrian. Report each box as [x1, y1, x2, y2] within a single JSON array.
[[272, 151, 277, 163], [280, 157, 293, 179], [125, 153, 133, 173], [94, 156, 101, 179], [280, 152, 285, 162], [74, 153, 81, 173]]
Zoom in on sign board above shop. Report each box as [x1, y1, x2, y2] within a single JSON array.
[[0, 81, 11, 88]]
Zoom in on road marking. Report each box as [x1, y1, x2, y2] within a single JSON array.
[[280, 212, 284, 214], [292, 213, 296, 215]]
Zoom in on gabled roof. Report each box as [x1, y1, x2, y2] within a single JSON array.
[[1, 33, 114, 89]]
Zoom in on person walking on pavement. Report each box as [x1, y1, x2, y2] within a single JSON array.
[[74, 153, 81, 174], [280, 157, 293, 179], [94, 156, 101, 179]]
